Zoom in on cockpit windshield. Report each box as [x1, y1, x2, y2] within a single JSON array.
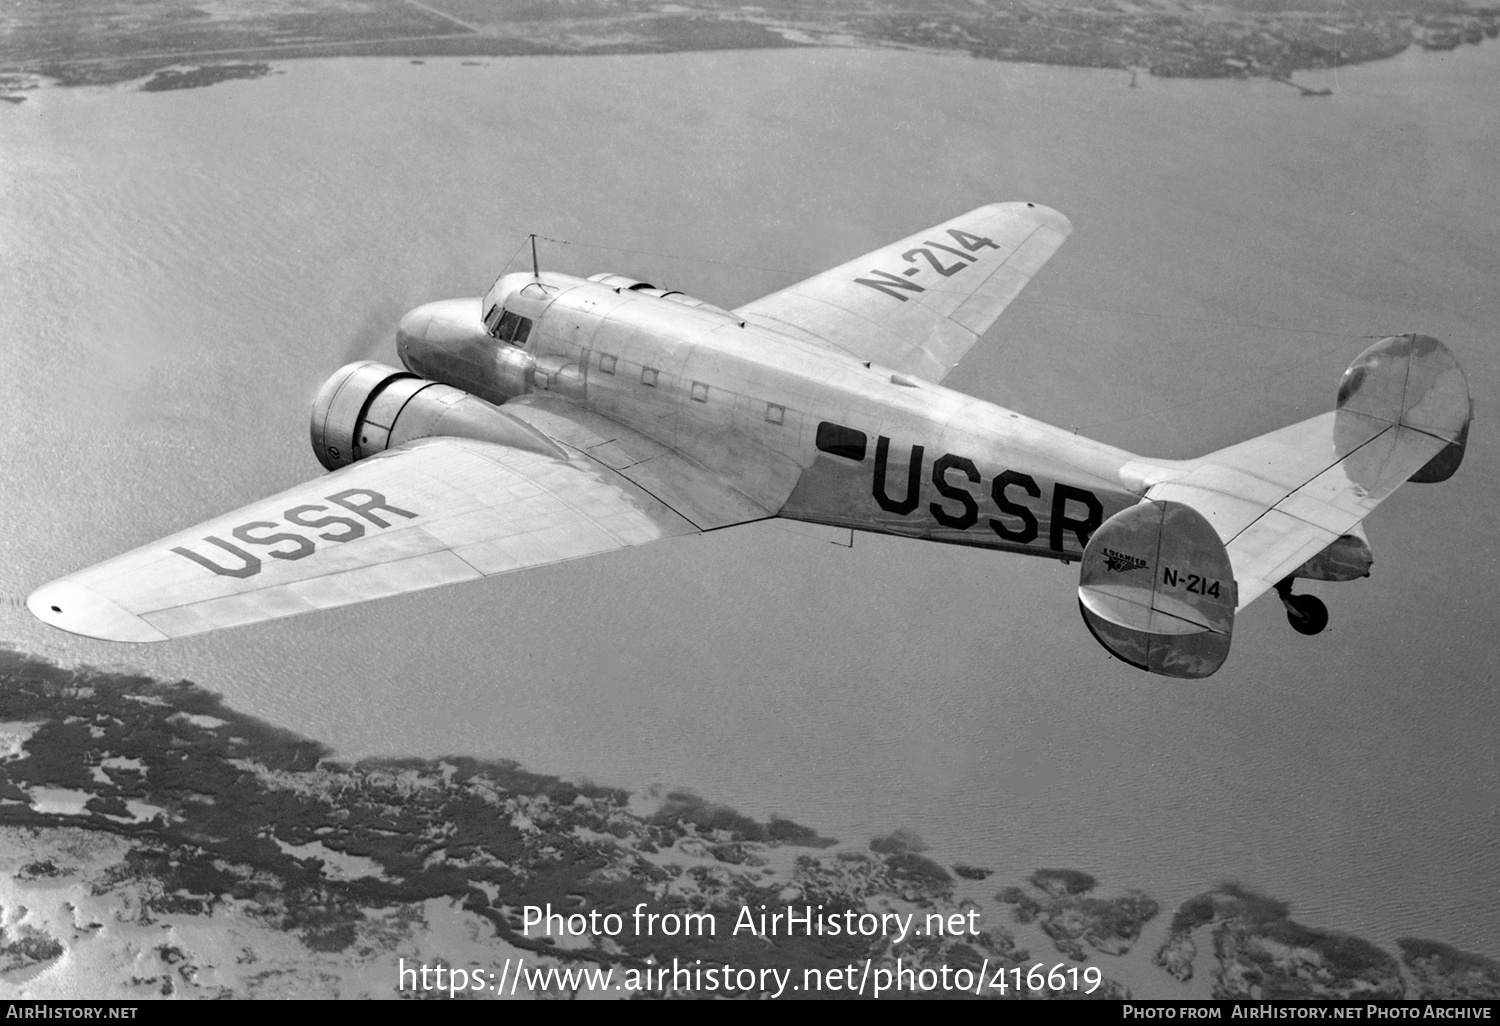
[[481, 272, 563, 348], [484, 306, 532, 347]]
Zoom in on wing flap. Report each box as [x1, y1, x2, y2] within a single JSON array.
[[29, 436, 698, 641], [736, 203, 1071, 383]]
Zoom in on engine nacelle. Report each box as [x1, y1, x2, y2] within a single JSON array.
[[1292, 526, 1373, 582], [309, 361, 563, 471]]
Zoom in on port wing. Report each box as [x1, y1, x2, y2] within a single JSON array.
[[1138, 335, 1471, 611], [28, 436, 700, 642], [735, 202, 1071, 383]]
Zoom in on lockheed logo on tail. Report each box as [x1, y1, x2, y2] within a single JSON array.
[[1102, 548, 1148, 573]]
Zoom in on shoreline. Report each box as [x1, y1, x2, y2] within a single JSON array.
[[3, 2, 1499, 95], [0, 647, 1496, 998]]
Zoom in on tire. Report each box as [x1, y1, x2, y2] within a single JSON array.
[[1287, 594, 1329, 636]]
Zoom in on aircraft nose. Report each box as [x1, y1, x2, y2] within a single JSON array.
[[396, 303, 436, 374], [396, 298, 485, 375]]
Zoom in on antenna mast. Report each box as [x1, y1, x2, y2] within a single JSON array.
[[530, 234, 539, 278]]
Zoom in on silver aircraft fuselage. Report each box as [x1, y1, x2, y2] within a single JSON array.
[[398, 271, 1146, 561]]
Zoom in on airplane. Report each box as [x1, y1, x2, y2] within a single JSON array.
[[28, 203, 1471, 678]]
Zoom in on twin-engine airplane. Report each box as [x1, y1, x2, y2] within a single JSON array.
[[29, 204, 1471, 677]]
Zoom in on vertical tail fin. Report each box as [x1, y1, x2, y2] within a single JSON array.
[[1078, 499, 1237, 679]]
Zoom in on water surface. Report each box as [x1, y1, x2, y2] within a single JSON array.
[[1, 44, 1496, 953]]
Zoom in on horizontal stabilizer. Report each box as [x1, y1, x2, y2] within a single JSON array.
[[1135, 334, 1472, 612], [1078, 500, 1237, 679]]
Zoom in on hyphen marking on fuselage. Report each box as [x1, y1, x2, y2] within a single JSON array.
[[171, 489, 417, 578]]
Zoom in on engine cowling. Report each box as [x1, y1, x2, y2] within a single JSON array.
[[309, 361, 563, 471], [1292, 526, 1373, 582]]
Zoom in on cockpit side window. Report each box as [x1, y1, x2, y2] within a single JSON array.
[[484, 306, 533, 347]]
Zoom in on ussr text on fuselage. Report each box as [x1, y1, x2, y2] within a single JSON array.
[[814, 422, 1105, 554]]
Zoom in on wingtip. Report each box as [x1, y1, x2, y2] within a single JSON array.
[[27, 580, 170, 643], [1027, 203, 1073, 236], [987, 201, 1072, 236]]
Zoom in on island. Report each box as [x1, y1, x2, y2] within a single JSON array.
[[998, 868, 1160, 962], [0, 647, 1495, 999], [1153, 883, 1500, 999]]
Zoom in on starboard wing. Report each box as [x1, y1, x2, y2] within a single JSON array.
[[1137, 334, 1471, 611], [28, 436, 701, 642], [735, 203, 1071, 384]]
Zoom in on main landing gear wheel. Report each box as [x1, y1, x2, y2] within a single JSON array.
[[1274, 578, 1329, 636], [1286, 594, 1329, 635]]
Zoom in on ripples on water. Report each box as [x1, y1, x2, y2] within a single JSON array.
[[1, 46, 1496, 954]]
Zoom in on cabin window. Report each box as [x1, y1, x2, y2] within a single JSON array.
[[816, 422, 867, 461], [641, 367, 659, 387], [486, 308, 533, 347], [691, 381, 709, 403], [765, 404, 785, 425], [599, 354, 617, 375]]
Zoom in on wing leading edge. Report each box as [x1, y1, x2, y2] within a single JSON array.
[[736, 202, 1071, 383]]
